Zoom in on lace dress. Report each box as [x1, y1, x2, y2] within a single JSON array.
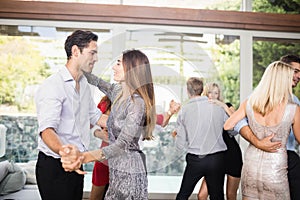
[[242, 102, 296, 200]]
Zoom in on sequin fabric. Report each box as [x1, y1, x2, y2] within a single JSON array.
[[84, 72, 148, 200], [242, 102, 296, 200]]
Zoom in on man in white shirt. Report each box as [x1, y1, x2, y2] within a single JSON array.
[[35, 30, 107, 200]]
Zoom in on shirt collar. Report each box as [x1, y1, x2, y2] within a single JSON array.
[[60, 66, 84, 83], [189, 95, 208, 103], [60, 66, 74, 82]]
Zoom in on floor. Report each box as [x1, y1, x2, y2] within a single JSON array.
[[0, 173, 242, 200]]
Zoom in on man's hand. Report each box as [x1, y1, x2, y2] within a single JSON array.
[[240, 126, 281, 152], [59, 144, 86, 175], [255, 133, 282, 153]]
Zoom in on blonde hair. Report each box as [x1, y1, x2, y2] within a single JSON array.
[[249, 61, 294, 116], [122, 49, 156, 140], [202, 82, 223, 101]]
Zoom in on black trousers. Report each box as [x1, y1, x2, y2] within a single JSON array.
[[287, 150, 300, 200], [36, 151, 84, 200], [176, 152, 225, 200]]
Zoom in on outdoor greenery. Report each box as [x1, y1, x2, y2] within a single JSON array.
[[210, 39, 240, 108], [212, 0, 241, 10], [254, 0, 300, 14], [0, 36, 51, 111], [209, 0, 300, 108], [252, 0, 300, 97]]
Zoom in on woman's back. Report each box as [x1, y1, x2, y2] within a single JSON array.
[[241, 101, 296, 200], [247, 102, 296, 143], [252, 103, 287, 127]]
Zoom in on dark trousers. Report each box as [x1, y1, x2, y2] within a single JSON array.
[[36, 151, 84, 200], [287, 150, 300, 200], [176, 152, 225, 200]]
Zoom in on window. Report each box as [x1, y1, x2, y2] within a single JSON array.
[[0, 1, 299, 196], [0, 24, 240, 175]]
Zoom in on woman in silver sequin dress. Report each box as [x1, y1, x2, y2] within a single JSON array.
[[60, 49, 156, 200], [224, 61, 300, 200]]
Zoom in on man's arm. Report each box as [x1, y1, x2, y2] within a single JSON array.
[[239, 125, 281, 152], [40, 128, 64, 154], [59, 144, 106, 174]]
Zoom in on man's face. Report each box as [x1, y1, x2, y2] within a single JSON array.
[[291, 62, 300, 88], [79, 40, 98, 73]]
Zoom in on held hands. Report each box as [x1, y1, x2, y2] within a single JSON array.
[[59, 144, 86, 175], [168, 100, 180, 137], [169, 100, 181, 115]]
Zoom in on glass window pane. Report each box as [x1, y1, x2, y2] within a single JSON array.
[[253, 36, 300, 154], [0, 25, 112, 162], [102, 29, 240, 176], [0, 25, 241, 177], [253, 37, 300, 91]]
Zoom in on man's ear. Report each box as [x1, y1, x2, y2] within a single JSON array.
[[71, 45, 80, 58]]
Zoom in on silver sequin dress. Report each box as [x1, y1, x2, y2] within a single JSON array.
[[242, 102, 296, 200], [85, 73, 148, 200]]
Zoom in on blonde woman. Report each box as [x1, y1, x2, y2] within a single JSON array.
[[198, 83, 242, 200], [224, 61, 300, 199], [60, 49, 156, 200]]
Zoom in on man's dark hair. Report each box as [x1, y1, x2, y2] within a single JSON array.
[[280, 54, 300, 65], [64, 30, 98, 60]]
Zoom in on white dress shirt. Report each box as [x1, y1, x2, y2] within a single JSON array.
[[35, 66, 102, 158]]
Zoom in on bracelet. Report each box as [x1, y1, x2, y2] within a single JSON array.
[[167, 110, 172, 116]]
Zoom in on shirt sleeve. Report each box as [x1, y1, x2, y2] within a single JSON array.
[[35, 77, 64, 134], [89, 93, 102, 126], [234, 117, 249, 133], [174, 110, 188, 151], [293, 94, 300, 105]]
